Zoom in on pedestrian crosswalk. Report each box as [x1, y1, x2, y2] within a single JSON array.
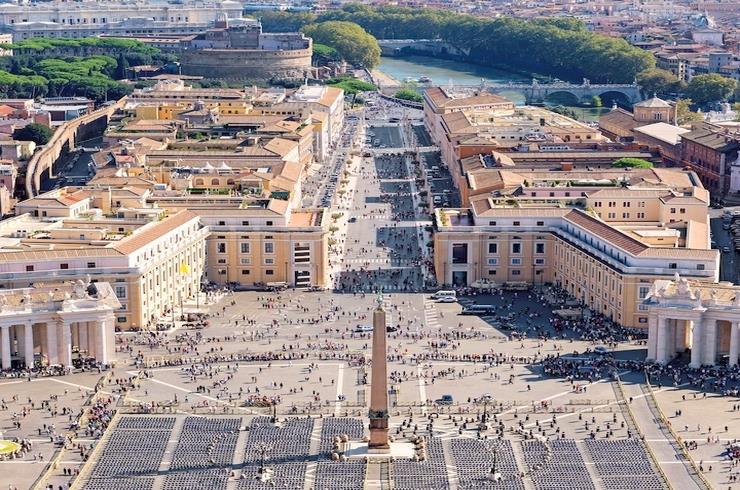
[[343, 258, 418, 265], [423, 296, 442, 330]]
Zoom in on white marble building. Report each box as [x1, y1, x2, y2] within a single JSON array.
[[0, 280, 121, 370], [645, 273, 740, 367]]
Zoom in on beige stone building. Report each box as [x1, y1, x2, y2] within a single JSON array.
[[433, 168, 719, 329]]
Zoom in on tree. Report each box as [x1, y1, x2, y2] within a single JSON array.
[[636, 68, 679, 96], [115, 52, 129, 80], [686, 74, 737, 107], [394, 88, 423, 102], [302, 21, 380, 68], [613, 157, 654, 169], [675, 99, 703, 125], [590, 95, 602, 107], [13, 123, 53, 145]]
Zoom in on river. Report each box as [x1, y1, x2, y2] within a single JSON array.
[[377, 55, 609, 121]]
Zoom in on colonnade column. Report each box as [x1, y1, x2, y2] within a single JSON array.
[[24, 323, 33, 368], [58, 320, 72, 368], [647, 316, 658, 361], [96, 318, 108, 365], [46, 322, 58, 365], [690, 320, 702, 368], [79, 322, 88, 357], [656, 317, 669, 363], [702, 318, 718, 367], [729, 321, 740, 367], [0, 325, 10, 370]]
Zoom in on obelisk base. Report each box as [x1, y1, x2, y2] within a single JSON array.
[[368, 418, 390, 452]]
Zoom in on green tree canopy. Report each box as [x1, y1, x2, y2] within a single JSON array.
[[636, 68, 681, 96], [326, 76, 376, 94], [675, 99, 703, 125], [303, 21, 381, 69], [394, 88, 423, 102], [686, 74, 737, 107], [613, 157, 654, 169], [13, 123, 53, 145]]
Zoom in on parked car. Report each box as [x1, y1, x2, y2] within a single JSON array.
[[435, 394, 454, 405]]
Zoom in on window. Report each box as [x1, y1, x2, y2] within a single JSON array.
[[265, 258, 274, 265], [265, 269, 274, 275], [513, 221, 520, 226], [115, 286, 126, 299], [535, 243, 545, 254], [241, 243, 250, 254], [697, 264, 705, 270], [60, 263, 69, 270], [512, 243, 521, 254], [217, 243, 226, 254], [218, 221, 225, 226], [487, 258, 498, 265], [217, 259, 227, 264], [264, 242, 274, 254], [242, 221, 250, 226], [668, 263, 677, 269], [488, 270, 497, 275], [240, 258, 251, 265], [637, 212, 645, 219], [26, 265, 34, 272], [452, 243, 468, 264], [117, 316, 127, 323], [638, 317, 648, 324], [670, 208, 676, 213], [638, 286, 650, 299], [536, 221, 544, 226], [535, 258, 545, 265], [87, 262, 96, 268], [622, 213, 630, 219], [679, 208, 686, 214], [488, 243, 498, 254], [511, 258, 522, 265], [266, 220, 273, 226], [488, 221, 497, 226], [241, 269, 250, 275], [607, 213, 616, 219], [512, 270, 521, 276]]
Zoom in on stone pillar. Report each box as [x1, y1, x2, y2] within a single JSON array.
[[79, 321, 89, 356], [690, 320, 702, 368], [87, 321, 96, 360], [96, 319, 108, 365], [106, 314, 116, 364], [45, 322, 58, 366], [656, 317, 668, 363], [729, 321, 740, 367], [0, 325, 11, 370], [647, 315, 658, 361], [368, 300, 390, 452], [702, 318, 718, 366], [24, 324, 34, 368], [58, 320, 73, 369]]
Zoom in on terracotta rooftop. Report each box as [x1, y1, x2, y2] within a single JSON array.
[[112, 210, 198, 255]]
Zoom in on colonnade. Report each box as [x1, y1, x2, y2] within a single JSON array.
[[648, 315, 740, 367], [0, 316, 114, 370]]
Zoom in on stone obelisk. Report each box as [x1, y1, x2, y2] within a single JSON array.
[[368, 292, 390, 452]]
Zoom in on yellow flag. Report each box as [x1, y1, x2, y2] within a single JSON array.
[[179, 262, 191, 274]]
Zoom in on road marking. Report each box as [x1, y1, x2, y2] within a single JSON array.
[[335, 364, 344, 416], [417, 365, 428, 415]]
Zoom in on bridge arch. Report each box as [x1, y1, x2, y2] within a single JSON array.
[[598, 90, 633, 108], [542, 91, 580, 106]]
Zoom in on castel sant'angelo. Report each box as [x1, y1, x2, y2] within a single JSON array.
[[180, 16, 313, 81]]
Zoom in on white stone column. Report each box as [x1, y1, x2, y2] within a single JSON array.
[[79, 321, 88, 356], [0, 325, 11, 370], [690, 320, 703, 368], [729, 321, 740, 367], [58, 320, 73, 368], [656, 317, 669, 363], [24, 324, 34, 368], [96, 319, 108, 365], [647, 315, 658, 361], [45, 322, 58, 366], [702, 318, 718, 366]]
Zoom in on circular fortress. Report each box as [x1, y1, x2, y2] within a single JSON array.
[[180, 19, 312, 80]]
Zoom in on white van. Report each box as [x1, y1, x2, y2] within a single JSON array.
[[354, 325, 373, 333], [432, 290, 457, 300]]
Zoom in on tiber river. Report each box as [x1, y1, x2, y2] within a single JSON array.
[[378, 55, 610, 121]]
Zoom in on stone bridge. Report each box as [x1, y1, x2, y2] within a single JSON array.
[[25, 97, 126, 198], [377, 39, 470, 58], [482, 80, 643, 105]]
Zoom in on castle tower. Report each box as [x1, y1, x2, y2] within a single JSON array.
[[368, 293, 390, 451]]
